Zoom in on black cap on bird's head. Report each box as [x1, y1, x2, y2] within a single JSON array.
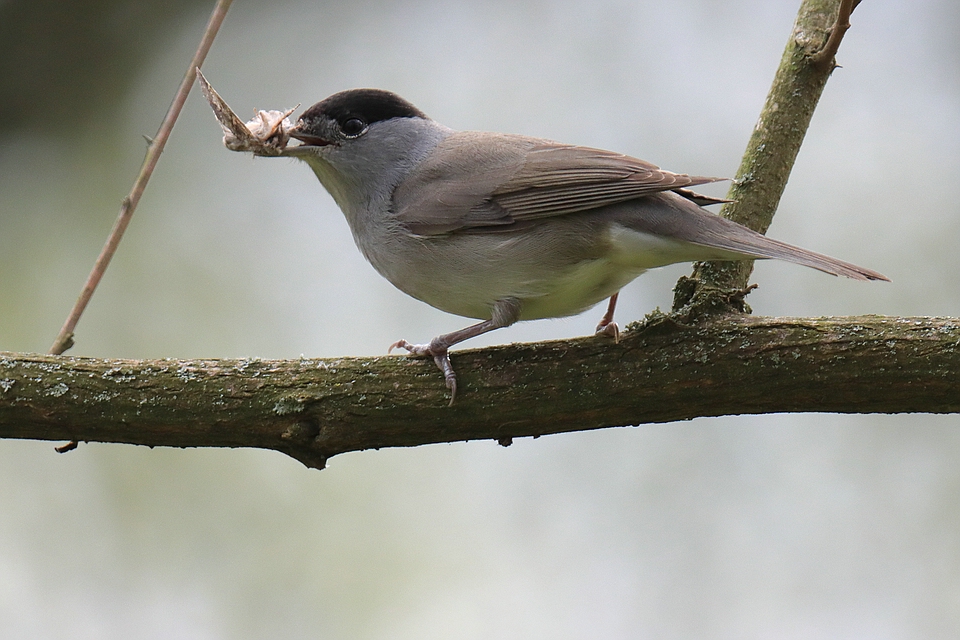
[[290, 89, 428, 147]]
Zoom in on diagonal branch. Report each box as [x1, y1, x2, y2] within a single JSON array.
[[682, 0, 864, 305]]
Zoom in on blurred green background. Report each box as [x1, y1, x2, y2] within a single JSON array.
[[2, 1, 959, 638]]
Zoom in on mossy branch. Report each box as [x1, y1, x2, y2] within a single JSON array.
[[3, 315, 959, 469]]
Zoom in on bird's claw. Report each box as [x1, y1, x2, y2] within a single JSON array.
[[389, 339, 458, 405], [595, 320, 620, 343], [388, 339, 425, 356]]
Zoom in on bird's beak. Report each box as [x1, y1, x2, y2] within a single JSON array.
[[287, 123, 332, 147]]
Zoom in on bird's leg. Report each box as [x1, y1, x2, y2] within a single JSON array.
[[595, 292, 620, 342], [389, 298, 521, 405]]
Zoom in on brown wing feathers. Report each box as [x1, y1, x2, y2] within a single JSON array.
[[393, 133, 724, 235], [490, 143, 724, 220]]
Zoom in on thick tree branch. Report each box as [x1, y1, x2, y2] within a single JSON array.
[[3, 314, 958, 469]]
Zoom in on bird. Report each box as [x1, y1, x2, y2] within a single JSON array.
[[278, 88, 887, 403]]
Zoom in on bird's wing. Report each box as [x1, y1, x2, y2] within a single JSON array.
[[392, 131, 725, 236]]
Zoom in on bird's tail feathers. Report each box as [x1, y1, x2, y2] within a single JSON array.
[[691, 216, 889, 282]]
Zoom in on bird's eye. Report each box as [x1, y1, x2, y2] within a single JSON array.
[[341, 117, 366, 137]]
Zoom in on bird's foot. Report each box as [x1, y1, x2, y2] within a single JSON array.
[[595, 320, 620, 343], [389, 339, 458, 405], [595, 292, 621, 343]]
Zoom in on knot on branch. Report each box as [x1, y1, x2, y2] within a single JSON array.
[[671, 276, 757, 322], [279, 419, 328, 470]]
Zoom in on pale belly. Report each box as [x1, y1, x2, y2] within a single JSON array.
[[366, 222, 719, 321]]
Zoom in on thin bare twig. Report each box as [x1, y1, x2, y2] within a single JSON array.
[[48, 0, 234, 358], [50, 0, 234, 453], [811, 0, 861, 71]]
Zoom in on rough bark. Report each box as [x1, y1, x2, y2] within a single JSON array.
[[3, 314, 958, 469]]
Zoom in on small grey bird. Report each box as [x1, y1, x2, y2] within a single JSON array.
[[281, 88, 887, 402]]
